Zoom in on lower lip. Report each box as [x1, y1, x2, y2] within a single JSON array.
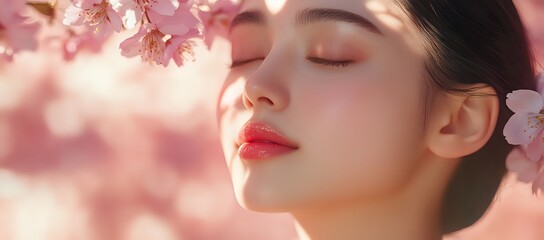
[[238, 142, 297, 160]]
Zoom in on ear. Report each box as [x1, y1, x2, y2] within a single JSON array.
[[426, 84, 499, 159]]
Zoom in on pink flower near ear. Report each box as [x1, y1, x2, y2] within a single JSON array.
[[198, 0, 240, 49], [503, 75, 544, 195], [503, 89, 544, 161], [506, 146, 544, 194], [63, 0, 122, 39]]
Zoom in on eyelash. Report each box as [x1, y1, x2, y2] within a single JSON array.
[[228, 57, 353, 69], [306, 56, 353, 68]]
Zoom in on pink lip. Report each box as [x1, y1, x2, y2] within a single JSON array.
[[237, 121, 298, 160]]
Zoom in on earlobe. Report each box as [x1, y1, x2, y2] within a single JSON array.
[[427, 84, 499, 159]]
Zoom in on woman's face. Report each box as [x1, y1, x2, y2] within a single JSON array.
[[217, 0, 428, 212]]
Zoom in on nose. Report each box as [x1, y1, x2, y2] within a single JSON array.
[[242, 60, 290, 112]]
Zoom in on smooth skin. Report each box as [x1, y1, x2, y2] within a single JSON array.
[[216, 0, 499, 239]]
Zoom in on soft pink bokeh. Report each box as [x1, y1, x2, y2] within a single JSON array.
[[0, 1, 543, 239]]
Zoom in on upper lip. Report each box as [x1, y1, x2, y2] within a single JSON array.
[[237, 121, 299, 148]]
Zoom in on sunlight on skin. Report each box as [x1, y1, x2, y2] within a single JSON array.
[[366, 0, 387, 12], [375, 13, 404, 31], [217, 75, 248, 163], [0, 0, 542, 239], [265, 0, 287, 14], [367, 0, 404, 31], [363, 0, 424, 58], [217, 76, 252, 210], [218, 77, 246, 112]]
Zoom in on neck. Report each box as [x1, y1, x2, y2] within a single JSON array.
[[291, 153, 458, 240], [291, 196, 441, 240]]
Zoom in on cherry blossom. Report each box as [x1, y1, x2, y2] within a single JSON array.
[[504, 73, 544, 194], [147, 0, 199, 35], [120, 23, 166, 64], [162, 28, 199, 67], [506, 146, 544, 194], [197, 0, 240, 49], [112, 0, 181, 29], [63, 0, 122, 39], [119, 1, 201, 66], [1, 0, 240, 65]]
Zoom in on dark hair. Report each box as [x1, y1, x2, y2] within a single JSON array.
[[393, 0, 538, 234]]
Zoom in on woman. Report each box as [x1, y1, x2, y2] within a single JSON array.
[[216, 0, 537, 239]]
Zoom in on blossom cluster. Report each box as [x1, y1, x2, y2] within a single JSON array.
[[504, 73, 544, 194], [0, 0, 240, 66]]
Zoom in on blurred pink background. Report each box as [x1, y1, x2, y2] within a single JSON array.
[[0, 0, 543, 239]]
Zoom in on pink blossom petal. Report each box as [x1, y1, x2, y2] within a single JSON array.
[[201, 14, 231, 49], [526, 131, 544, 161], [148, 2, 198, 35], [119, 24, 148, 57], [63, 5, 85, 26], [106, 4, 123, 32], [506, 147, 540, 182], [198, 0, 240, 49], [119, 23, 166, 65], [162, 28, 199, 67], [113, 0, 142, 29], [148, 0, 178, 16], [93, 21, 113, 39], [506, 89, 544, 113], [157, 23, 189, 36], [503, 112, 544, 145], [119, 40, 140, 57], [76, 0, 103, 9]]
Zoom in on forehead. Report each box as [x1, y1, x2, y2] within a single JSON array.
[[234, 0, 426, 61], [239, 0, 397, 15], [237, 0, 406, 35]]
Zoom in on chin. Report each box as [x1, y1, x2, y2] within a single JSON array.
[[234, 184, 298, 213]]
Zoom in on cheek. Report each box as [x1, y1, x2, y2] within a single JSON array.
[[216, 74, 248, 168], [292, 71, 424, 200]]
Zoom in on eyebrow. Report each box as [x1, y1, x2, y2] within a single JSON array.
[[229, 7, 384, 36], [229, 10, 265, 32]]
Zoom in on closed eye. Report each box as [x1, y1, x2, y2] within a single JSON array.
[[306, 56, 353, 68], [228, 57, 353, 69]]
